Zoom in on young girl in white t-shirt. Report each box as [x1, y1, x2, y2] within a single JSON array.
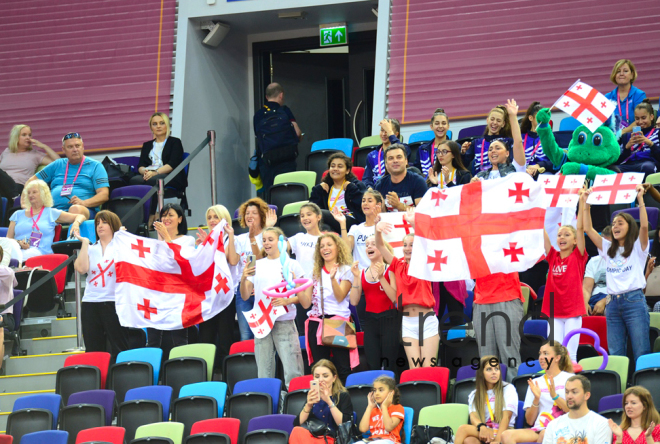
[[240, 227, 305, 389], [299, 232, 355, 383], [455, 356, 518, 444], [499, 341, 573, 444], [584, 184, 651, 362], [335, 189, 383, 269]]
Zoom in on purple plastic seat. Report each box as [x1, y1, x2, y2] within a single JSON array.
[[457, 125, 487, 140], [598, 393, 623, 412], [113, 156, 140, 173], [67, 389, 116, 426], [456, 364, 507, 382], [612, 207, 659, 231], [247, 414, 296, 435], [110, 185, 153, 224]]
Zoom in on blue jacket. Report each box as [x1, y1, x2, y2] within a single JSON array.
[[617, 126, 660, 164], [605, 85, 647, 128], [415, 140, 437, 178], [362, 135, 410, 188], [462, 136, 513, 175], [522, 131, 555, 172]]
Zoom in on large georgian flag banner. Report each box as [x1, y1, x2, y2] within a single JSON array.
[[114, 222, 233, 330], [553, 80, 616, 133], [586, 173, 644, 205], [410, 173, 547, 281], [378, 212, 414, 258]]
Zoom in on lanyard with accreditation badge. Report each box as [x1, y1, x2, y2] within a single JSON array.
[[29, 206, 44, 247], [60, 156, 85, 197]]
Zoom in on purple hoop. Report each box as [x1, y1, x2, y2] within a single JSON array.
[[563, 328, 608, 370], [263, 278, 313, 298]]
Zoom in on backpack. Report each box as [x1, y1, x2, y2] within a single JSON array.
[[255, 105, 299, 166], [410, 425, 454, 444]]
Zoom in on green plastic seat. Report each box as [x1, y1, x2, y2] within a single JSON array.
[[418, 403, 469, 432], [650, 313, 660, 331], [134, 422, 184, 444], [359, 135, 382, 147], [654, 337, 660, 354], [282, 201, 309, 216], [646, 173, 660, 185], [169, 344, 216, 381], [274, 172, 317, 197], [579, 355, 629, 393]]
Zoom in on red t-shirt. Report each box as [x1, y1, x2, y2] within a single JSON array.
[[474, 272, 523, 304], [615, 425, 660, 443], [542, 247, 588, 318], [390, 257, 434, 308], [362, 267, 395, 313], [368, 404, 405, 443]]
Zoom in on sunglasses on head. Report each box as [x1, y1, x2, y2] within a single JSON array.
[[62, 132, 81, 142]]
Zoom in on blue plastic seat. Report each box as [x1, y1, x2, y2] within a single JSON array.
[[636, 352, 660, 371], [523, 320, 548, 339], [518, 360, 543, 375], [233, 378, 282, 414], [179, 381, 228, 417], [311, 138, 353, 157], [447, 326, 468, 340], [66, 219, 96, 242], [346, 370, 396, 387], [125, 385, 173, 421], [402, 406, 413, 444], [116, 347, 163, 384], [19, 430, 69, 444], [559, 117, 581, 131], [13, 393, 62, 429], [456, 365, 507, 382], [515, 401, 525, 429]]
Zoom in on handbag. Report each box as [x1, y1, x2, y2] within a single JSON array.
[[410, 425, 454, 444], [301, 416, 335, 444], [320, 281, 357, 349], [335, 420, 361, 444]]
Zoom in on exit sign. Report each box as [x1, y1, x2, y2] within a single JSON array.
[[319, 23, 348, 47]]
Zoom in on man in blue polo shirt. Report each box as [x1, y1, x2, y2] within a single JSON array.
[[28, 132, 109, 220], [375, 144, 428, 212]]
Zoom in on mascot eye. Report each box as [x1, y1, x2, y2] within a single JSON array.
[[578, 132, 587, 144], [592, 133, 603, 146]]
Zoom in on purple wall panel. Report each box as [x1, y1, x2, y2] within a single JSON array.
[[389, 0, 660, 124], [0, 0, 176, 152]]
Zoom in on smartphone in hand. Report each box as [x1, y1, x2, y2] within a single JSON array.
[[633, 126, 643, 138], [310, 379, 319, 397], [247, 254, 256, 270]]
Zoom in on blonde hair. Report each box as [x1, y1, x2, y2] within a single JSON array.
[[206, 205, 232, 226], [260, 227, 285, 257], [312, 232, 353, 279], [543, 340, 574, 373], [149, 112, 171, 137], [366, 235, 394, 264], [8, 125, 31, 153], [610, 59, 638, 85], [21, 180, 53, 208], [620, 386, 660, 431]]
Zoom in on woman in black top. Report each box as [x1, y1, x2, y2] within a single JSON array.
[[426, 140, 472, 188], [290, 359, 354, 443]]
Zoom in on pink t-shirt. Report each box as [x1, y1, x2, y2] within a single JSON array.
[[0, 149, 46, 184]]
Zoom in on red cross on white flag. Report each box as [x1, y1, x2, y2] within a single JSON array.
[[553, 80, 616, 132], [586, 173, 644, 205], [243, 298, 290, 339], [410, 173, 546, 281], [378, 211, 415, 258], [540, 174, 586, 208], [114, 221, 234, 330]]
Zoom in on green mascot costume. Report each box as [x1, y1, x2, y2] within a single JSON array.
[[535, 108, 620, 180]]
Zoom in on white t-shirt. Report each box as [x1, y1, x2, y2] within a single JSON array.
[[329, 186, 353, 217], [308, 265, 354, 318], [348, 223, 375, 269], [149, 140, 166, 168], [468, 383, 518, 429], [83, 241, 117, 303], [231, 232, 263, 290], [584, 256, 608, 297], [523, 371, 572, 430], [598, 238, 648, 294], [486, 159, 526, 180], [247, 256, 305, 322], [542, 410, 611, 444], [289, 233, 319, 278]]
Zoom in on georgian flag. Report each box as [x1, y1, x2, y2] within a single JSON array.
[[114, 222, 233, 330], [553, 80, 616, 132], [540, 174, 586, 208], [410, 173, 546, 281], [378, 211, 414, 258], [587, 173, 644, 205]]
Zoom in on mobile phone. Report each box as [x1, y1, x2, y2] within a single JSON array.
[[633, 126, 643, 137], [247, 254, 256, 269], [310, 379, 319, 394]]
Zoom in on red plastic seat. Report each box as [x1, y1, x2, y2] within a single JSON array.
[[356, 331, 364, 347], [229, 340, 255, 354], [25, 253, 68, 294], [581, 316, 608, 351], [400, 366, 450, 403], [75, 426, 125, 444], [191, 418, 240, 444], [321, 167, 365, 181], [0, 434, 13, 443], [288, 374, 314, 392], [65, 352, 111, 389]]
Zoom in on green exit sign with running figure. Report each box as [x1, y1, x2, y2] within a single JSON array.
[[319, 23, 348, 47]]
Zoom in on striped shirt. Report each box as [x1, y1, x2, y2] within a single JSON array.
[[620, 126, 660, 164]]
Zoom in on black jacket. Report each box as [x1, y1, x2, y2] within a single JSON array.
[[310, 179, 367, 224], [137, 137, 187, 190]]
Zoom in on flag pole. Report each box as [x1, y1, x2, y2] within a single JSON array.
[[208, 130, 217, 206], [66, 249, 86, 352]]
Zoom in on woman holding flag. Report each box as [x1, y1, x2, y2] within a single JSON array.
[[240, 227, 305, 388]]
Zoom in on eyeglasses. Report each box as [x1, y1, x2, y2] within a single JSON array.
[[62, 132, 81, 142], [437, 150, 451, 156]]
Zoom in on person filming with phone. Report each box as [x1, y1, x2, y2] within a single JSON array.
[[290, 359, 354, 443]]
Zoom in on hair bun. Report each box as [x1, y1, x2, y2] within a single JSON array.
[[434, 108, 445, 114]]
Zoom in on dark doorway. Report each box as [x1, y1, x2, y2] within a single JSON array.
[[253, 31, 376, 173]]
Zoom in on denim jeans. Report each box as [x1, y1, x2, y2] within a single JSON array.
[[606, 289, 650, 362], [235, 288, 255, 341], [255, 320, 304, 389]]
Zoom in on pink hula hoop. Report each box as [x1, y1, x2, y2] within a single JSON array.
[[263, 278, 313, 298]]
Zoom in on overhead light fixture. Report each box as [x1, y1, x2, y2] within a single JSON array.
[[278, 11, 307, 20]]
